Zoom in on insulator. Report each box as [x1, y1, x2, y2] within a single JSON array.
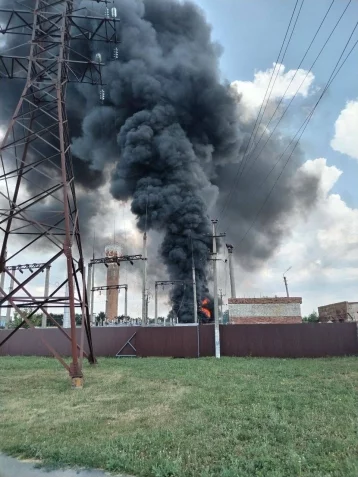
[[99, 89, 105, 102], [111, 7, 117, 18], [105, 7, 110, 18], [95, 53, 102, 63], [113, 47, 119, 59]]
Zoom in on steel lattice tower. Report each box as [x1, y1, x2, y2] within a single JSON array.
[[0, 0, 118, 385]]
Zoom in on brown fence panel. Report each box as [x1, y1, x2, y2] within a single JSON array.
[[221, 323, 358, 357], [1, 323, 357, 358], [198, 324, 215, 357], [92, 327, 140, 357], [136, 326, 199, 357], [0, 328, 81, 357], [0, 327, 140, 357]]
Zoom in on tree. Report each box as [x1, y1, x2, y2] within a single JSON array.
[[96, 311, 106, 326], [302, 311, 319, 323], [7, 308, 42, 329], [48, 313, 63, 326]]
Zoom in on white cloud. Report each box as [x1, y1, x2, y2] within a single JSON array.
[[223, 158, 358, 316], [330, 99, 358, 160], [231, 63, 315, 122]]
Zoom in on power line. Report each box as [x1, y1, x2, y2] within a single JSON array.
[[229, 21, 358, 244], [219, 0, 302, 217], [221, 0, 351, 227], [237, 0, 350, 184]]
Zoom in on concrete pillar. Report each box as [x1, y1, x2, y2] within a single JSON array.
[[124, 286, 128, 318], [226, 244, 236, 299], [42, 266, 50, 328], [6, 268, 15, 323]]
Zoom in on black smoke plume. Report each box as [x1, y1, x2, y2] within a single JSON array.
[[0, 0, 320, 321]]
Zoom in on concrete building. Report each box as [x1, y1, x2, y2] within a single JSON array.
[[318, 301, 358, 322], [105, 244, 121, 322], [228, 297, 302, 324]]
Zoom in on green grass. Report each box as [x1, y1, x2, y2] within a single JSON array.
[[0, 357, 357, 477]]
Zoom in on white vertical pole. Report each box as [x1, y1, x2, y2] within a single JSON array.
[[191, 239, 198, 324], [42, 266, 50, 327], [142, 232, 147, 325], [0, 251, 6, 321], [124, 286, 128, 318], [90, 263, 95, 324], [6, 268, 15, 323], [226, 245, 237, 298], [212, 220, 220, 359], [154, 282, 158, 324]]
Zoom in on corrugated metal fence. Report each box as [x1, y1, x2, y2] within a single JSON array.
[[0, 323, 357, 358]]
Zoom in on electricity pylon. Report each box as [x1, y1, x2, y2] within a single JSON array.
[[0, 0, 118, 386]]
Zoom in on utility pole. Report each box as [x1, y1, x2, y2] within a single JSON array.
[[41, 266, 51, 328], [5, 268, 15, 324], [86, 264, 92, 324], [191, 235, 198, 324], [142, 232, 148, 325], [90, 263, 95, 325], [0, 250, 6, 321], [226, 244, 236, 298], [124, 286, 128, 319], [154, 283, 158, 324], [210, 220, 226, 358], [219, 288, 226, 323], [283, 267, 292, 298], [145, 290, 149, 324]]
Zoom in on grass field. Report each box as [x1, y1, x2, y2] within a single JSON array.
[[0, 357, 357, 477]]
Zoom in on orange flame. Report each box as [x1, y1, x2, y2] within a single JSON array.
[[201, 298, 211, 319]]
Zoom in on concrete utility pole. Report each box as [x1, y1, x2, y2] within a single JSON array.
[[142, 232, 147, 325], [0, 250, 6, 320], [154, 283, 158, 324], [145, 290, 149, 324], [124, 285, 128, 319], [86, 263, 92, 323], [283, 267, 291, 298], [41, 266, 51, 328], [90, 261, 95, 324], [6, 268, 15, 323], [226, 244, 236, 298], [219, 288, 225, 322], [211, 220, 225, 358], [191, 236, 198, 324]]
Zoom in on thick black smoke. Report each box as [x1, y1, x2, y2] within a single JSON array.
[[72, 0, 247, 321], [0, 0, 320, 321]]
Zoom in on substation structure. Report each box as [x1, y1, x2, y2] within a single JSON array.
[[88, 254, 144, 323], [92, 284, 128, 322], [0, 0, 119, 386], [0, 262, 50, 327], [154, 280, 194, 325]]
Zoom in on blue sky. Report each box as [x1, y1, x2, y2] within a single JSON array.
[[193, 0, 358, 207]]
